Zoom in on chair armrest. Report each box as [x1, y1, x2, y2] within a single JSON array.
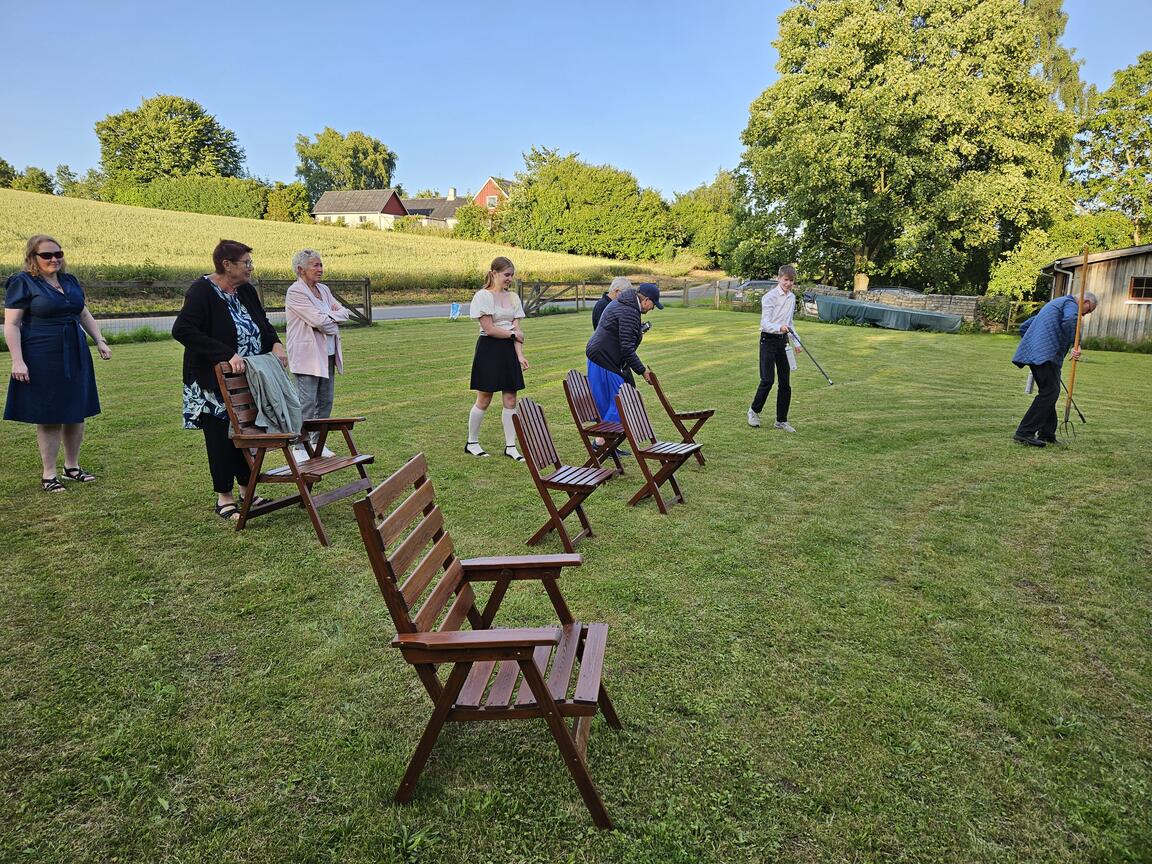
[[393, 627, 560, 650], [460, 554, 583, 577], [301, 416, 366, 429], [232, 433, 298, 445]]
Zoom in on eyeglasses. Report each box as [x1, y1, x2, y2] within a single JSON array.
[[35, 250, 65, 260], [229, 259, 255, 269]]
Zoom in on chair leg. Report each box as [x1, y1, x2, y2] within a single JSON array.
[[396, 662, 470, 804], [598, 683, 623, 729], [526, 490, 573, 553], [519, 658, 613, 829], [235, 449, 268, 531], [285, 459, 330, 546]]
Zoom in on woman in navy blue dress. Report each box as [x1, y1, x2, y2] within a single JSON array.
[[4, 235, 112, 492]]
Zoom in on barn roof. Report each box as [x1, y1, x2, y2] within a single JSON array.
[[312, 189, 403, 214], [1041, 243, 1152, 272]]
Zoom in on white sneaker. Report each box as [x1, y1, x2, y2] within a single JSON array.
[[504, 445, 525, 463], [774, 421, 796, 433], [747, 408, 761, 428], [292, 445, 310, 460], [320, 447, 335, 457]]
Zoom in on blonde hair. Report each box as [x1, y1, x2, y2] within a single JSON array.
[[24, 235, 65, 278], [483, 256, 515, 290]]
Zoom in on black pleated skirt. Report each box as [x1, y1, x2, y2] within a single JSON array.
[[470, 335, 524, 393]]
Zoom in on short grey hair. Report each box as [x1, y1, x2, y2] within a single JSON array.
[[608, 276, 632, 296], [1083, 291, 1098, 308], [292, 248, 322, 273]]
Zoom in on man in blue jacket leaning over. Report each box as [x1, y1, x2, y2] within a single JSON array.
[[1011, 290, 1097, 447]]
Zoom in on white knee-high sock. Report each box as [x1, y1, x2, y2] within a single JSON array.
[[468, 405, 486, 443], [501, 408, 518, 447]]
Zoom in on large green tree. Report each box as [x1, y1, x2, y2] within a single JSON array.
[[736, 0, 1074, 292], [0, 157, 16, 188], [10, 166, 55, 194], [294, 128, 397, 205], [499, 147, 675, 260], [264, 182, 312, 223], [55, 165, 105, 200], [95, 95, 244, 183], [670, 170, 736, 268], [1077, 52, 1152, 244]]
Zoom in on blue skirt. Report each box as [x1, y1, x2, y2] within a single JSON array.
[[587, 359, 624, 423]]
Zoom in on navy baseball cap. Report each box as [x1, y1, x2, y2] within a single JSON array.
[[637, 283, 663, 309]]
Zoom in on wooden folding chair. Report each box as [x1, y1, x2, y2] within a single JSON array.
[[513, 398, 615, 554], [353, 454, 622, 828], [615, 384, 701, 514], [562, 369, 626, 476], [648, 371, 714, 465], [215, 362, 374, 546]]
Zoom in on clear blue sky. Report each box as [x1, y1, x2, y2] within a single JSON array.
[[0, 0, 1144, 199]]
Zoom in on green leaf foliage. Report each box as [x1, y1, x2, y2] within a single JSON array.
[[737, 0, 1075, 293], [95, 94, 245, 183], [988, 210, 1135, 300], [55, 165, 105, 200], [104, 175, 270, 219], [10, 166, 55, 195], [499, 148, 676, 260], [294, 128, 397, 206], [1076, 51, 1152, 244], [0, 157, 15, 188], [451, 202, 502, 241], [264, 182, 311, 223], [669, 169, 736, 268]]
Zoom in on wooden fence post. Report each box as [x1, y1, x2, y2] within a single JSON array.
[[363, 277, 373, 324]]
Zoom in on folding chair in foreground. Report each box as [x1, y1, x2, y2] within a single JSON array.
[[563, 369, 627, 476], [614, 384, 701, 514], [513, 398, 615, 553], [353, 453, 622, 828], [647, 371, 713, 465]]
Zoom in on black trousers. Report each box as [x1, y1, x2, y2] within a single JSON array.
[[751, 333, 791, 421], [1016, 361, 1061, 441], [200, 413, 251, 494]]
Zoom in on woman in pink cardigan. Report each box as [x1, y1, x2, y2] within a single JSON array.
[[285, 249, 350, 457]]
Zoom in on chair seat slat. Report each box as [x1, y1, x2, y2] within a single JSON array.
[[573, 623, 609, 704]]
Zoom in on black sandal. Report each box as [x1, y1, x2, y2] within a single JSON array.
[[42, 477, 67, 493], [215, 502, 241, 521], [62, 466, 97, 482]]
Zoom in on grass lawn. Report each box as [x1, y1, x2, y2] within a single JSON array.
[[2, 309, 1149, 863]]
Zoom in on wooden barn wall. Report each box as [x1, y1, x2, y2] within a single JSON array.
[[1051, 252, 1152, 342]]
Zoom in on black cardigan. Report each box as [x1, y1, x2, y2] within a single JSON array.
[[172, 276, 279, 393]]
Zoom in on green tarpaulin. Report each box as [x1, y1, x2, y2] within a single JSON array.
[[815, 297, 962, 333]]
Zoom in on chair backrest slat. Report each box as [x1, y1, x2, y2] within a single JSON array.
[[413, 559, 464, 632], [616, 385, 654, 444], [391, 505, 446, 581], [516, 399, 559, 470], [401, 531, 457, 607], [440, 583, 476, 632], [353, 454, 478, 643], [564, 370, 601, 424]]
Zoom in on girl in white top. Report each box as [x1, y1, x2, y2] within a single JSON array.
[[465, 256, 529, 460]]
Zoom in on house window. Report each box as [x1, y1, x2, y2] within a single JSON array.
[[359, 215, 366, 223], [1130, 275, 1152, 301], [486, 195, 498, 208]]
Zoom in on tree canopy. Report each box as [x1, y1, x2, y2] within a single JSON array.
[[294, 128, 397, 205], [735, 0, 1075, 292], [1077, 51, 1152, 244], [10, 166, 54, 195], [499, 147, 675, 260], [670, 170, 736, 268], [0, 157, 15, 188], [95, 95, 244, 183]]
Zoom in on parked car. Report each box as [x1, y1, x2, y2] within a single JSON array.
[[866, 285, 922, 297], [732, 279, 777, 302]]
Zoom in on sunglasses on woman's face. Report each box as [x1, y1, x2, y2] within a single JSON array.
[[36, 251, 65, 260]]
